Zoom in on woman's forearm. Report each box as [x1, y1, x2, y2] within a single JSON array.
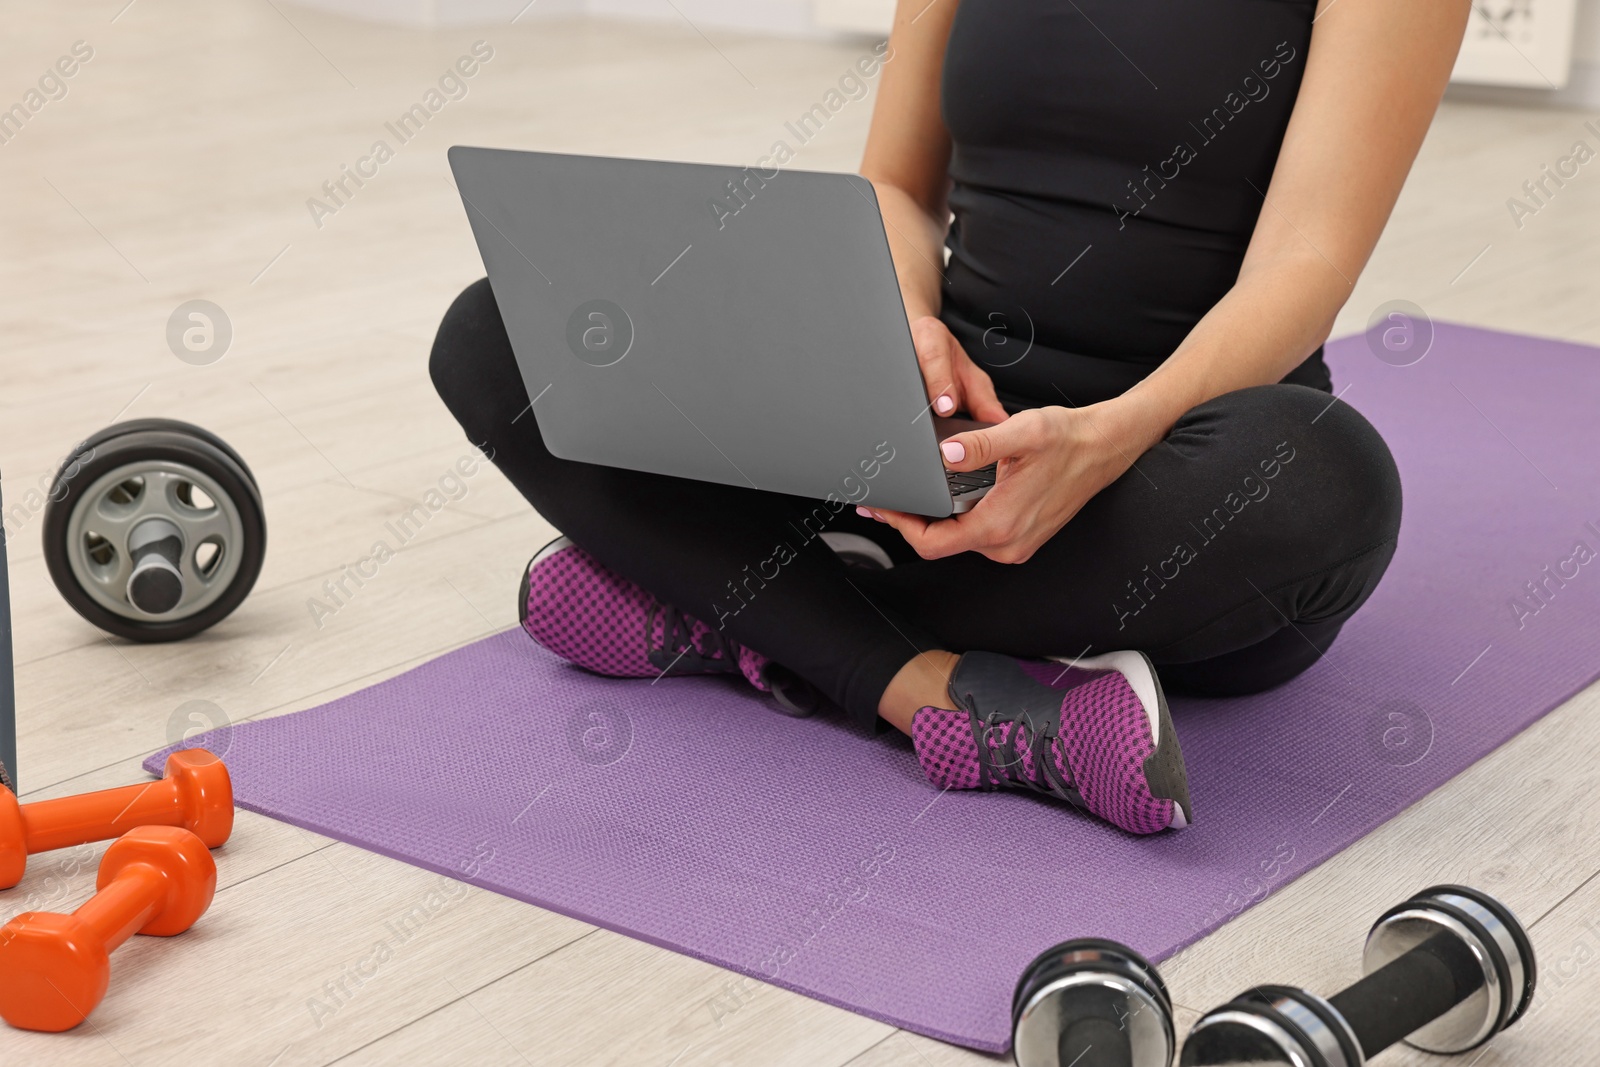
[[1110, 249, 1351, 456], [857, 0, 961, 326], [870, 179, 950, 322], [1100, 0, 1467, 461]]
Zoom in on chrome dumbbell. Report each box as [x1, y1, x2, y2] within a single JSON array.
[[1181, 885, 1536, 1066], [1013, 938, 1176, 1067]]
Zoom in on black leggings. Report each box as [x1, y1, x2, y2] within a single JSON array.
[[431, 278, 1403, 729]]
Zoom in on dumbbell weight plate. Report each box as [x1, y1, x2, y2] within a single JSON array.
[[1180, 1006, 1332, 1067], [1363, 885, 1535, 1054], [1012, 938, 1174, 1067], [1179, 984, 1362, 1067]]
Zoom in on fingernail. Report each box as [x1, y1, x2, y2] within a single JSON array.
[[934, 395, 955, 415], [856, 506, 873, 518], [940, 440, 965, 463]]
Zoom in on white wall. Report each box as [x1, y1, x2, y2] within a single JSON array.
[[1578, 0, 1600, 61], [292, 0, 1600, 107], [586, 0, 821, 37], [289, 0, 828, 35], [1449, 0, 1600, 109]]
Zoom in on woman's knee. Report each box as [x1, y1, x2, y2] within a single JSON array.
[[1160, 617, 1344, 697], [1291, 384, 1401, 550], [429, 277, 524, 433], [1211, 383, 1402, 552]]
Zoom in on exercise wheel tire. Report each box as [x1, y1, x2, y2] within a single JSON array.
[[41, 419, 266, 642], [63, 418, 259, 491]]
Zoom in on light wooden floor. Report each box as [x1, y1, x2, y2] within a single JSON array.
[[2, 3, 1598, 1064]]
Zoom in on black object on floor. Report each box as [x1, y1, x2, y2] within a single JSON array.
[[42, 419, 266, 643], [1012, 938, 1175, 1067], [1, 478, 16, 793], [1181, 884, 1536, 1066]]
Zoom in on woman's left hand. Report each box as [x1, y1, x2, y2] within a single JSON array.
[[861, 403, 1147, 564]]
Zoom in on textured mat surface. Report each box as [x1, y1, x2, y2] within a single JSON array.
[[149, 324, 1600, 1051]]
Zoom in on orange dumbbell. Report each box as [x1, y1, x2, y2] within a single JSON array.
[[0, 749, 232, 889], [0, 825, 217, 1031]]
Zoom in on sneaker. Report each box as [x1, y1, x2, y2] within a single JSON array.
[[820, 531, 894, 571], [518, 536, 821, 716], [910, 651, 1192, 834]]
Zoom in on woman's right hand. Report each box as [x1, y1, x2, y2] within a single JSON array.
[[910, 315, 1010, 424]]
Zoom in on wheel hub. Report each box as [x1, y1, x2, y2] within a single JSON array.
[[63, 460, 246, 623]]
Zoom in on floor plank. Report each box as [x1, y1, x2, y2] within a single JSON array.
[[336, 929, 892, 1067]]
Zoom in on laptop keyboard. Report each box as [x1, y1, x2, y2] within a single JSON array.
[[946, 464, 997, 497]]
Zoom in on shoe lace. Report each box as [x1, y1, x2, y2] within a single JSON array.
[[647, 602, 739, 675], [974, 707, 1074, 798]]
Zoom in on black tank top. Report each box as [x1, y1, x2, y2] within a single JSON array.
[[938, 0, 1330, 408]]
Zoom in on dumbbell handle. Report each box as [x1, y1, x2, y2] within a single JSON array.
[[20, 777, 196, 854], [74, 862, 165, 955], [1328, 929, 1482, 1058], [0, 751, 231, 890]]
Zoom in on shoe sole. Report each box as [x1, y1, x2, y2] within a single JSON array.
[[1131, 652, 1192, 828], [1057, 651, 1192, 829]]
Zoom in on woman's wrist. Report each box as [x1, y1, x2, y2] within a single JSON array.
[[1105, 376, 1197, 455], [1065, 393, 1172, 474]]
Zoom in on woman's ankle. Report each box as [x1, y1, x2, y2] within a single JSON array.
[[878, 650, 960, 734]]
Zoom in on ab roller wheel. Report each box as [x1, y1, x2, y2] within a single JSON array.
[[41, 419, 265, 642]]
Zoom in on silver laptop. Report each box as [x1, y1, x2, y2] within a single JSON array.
[[447, 146, 995, 517]]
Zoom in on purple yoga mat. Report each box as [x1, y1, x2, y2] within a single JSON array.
[[149, 323, 1600, 1051]]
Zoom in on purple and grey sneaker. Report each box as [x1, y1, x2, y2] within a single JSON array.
[[910, 651, 1192, 835], [519, 536, 821, 715]]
